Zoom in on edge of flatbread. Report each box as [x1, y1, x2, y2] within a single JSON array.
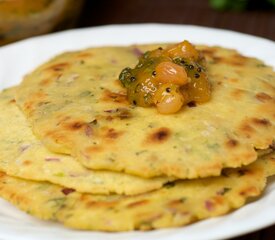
[[0, 87, 173, 195], [0, 153, 274, 231]]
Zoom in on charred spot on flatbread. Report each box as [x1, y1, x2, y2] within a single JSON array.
[[101, 89, 128, 104], [146, 127, 171, 144], [255, 92, 273, 102]]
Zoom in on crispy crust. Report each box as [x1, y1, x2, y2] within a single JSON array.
[[0, 153, 274, 231], [15, 45, 275, 178]]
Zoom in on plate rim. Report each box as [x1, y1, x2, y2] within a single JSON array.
[[0, 23, 274, 240]]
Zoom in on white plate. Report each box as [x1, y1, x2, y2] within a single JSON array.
[[0, 24, 274, 240]]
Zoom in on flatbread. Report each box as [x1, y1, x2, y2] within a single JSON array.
[[0, 87, 172, 195], [15, 45, 275, 178], [0, 153, 274, 231]]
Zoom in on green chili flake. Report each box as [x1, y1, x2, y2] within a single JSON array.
[[256, 63, 267, 68], [207, 143, 220, 150], [164, 182, 176, 189], [135, 150, 148, 156], [47, 197, 66, 208], [54, 172, 65, 177], [178, 197, 186, 203], [78, 90, 94, 97]]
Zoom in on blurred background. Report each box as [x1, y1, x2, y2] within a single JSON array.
[[0, 0, 274, 239], [0, 0, 274, 46]]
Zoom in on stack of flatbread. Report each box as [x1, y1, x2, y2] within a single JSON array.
[[0, 44, 274, 231]]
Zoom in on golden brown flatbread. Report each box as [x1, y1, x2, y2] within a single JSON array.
[[0, 153, 274, 231], [0, 87, 172, 195], [15, 45, 275, 179]]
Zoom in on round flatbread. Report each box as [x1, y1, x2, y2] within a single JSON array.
[[0, 87, 172, 195], [0, 153, 274, 231], [15, 44, 275, 178]]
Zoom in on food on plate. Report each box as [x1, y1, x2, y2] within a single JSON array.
[[15, 44, 275, 179], [119, 40, 211, 114], [0, 39, 274, 232], [0, 88, 172, 195], [0, 153, 274, 231]]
